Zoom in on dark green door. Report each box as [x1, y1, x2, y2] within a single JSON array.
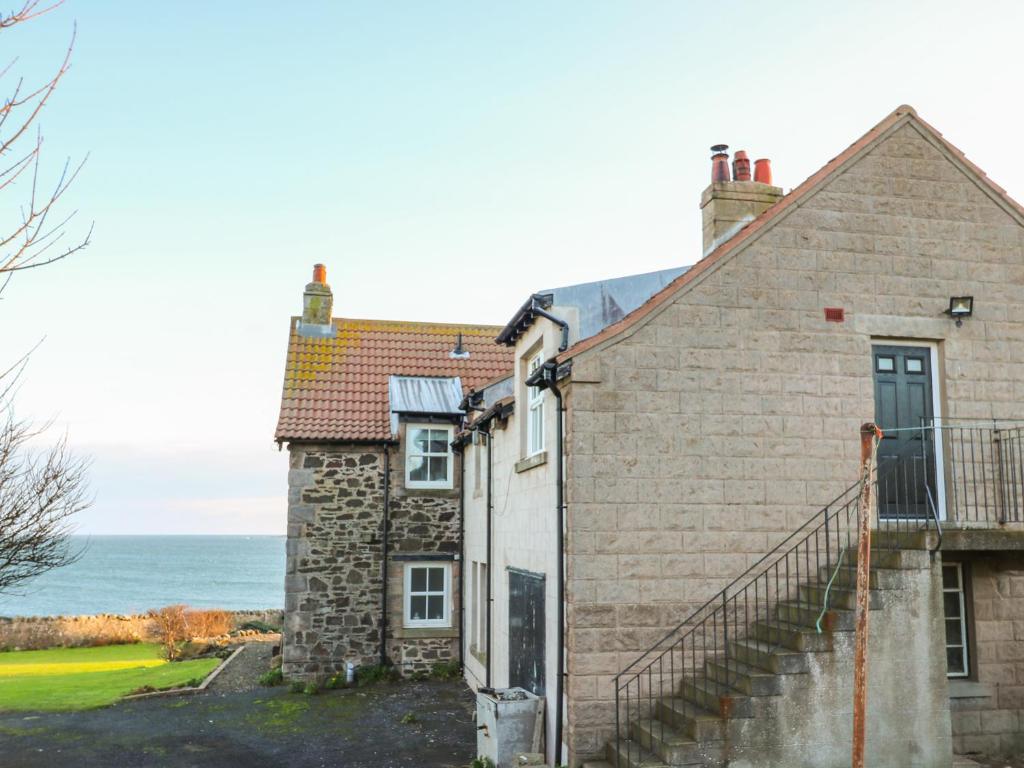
[[508, 569, 545, 696], [872, 344, 936, 519]]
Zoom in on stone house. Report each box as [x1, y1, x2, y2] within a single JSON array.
[[458, 105, 1024, 767], [274, 264, 512, 677]]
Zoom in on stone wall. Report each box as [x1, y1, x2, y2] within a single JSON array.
[[283, 435, 463, 681], [563, 117, 1024, 759], [283, 444, 385, 679], [949, 554, 1024, 758]]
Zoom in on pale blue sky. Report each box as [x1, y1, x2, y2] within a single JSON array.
[[4, 1, 1023, 533]]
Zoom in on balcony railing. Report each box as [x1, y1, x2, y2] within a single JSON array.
[[927, 418, 1024, 526]]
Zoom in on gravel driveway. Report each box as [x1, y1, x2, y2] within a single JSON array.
[[0, 643, 477, 768]]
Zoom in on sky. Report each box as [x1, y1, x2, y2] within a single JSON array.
[[3, 1, 1024, 534]]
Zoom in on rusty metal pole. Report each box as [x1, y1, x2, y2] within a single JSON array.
[[852, 422, 880, 768]]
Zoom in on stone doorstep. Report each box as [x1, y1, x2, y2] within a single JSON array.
[[121, 644, 247, 701], [952, 758, 983, 767]]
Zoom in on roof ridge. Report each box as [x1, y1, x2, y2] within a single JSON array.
[[290, 316, 505, 332], [559, 103, 1017, 361]]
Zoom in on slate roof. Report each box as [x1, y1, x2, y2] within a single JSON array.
[[275, 318, 513, 442]]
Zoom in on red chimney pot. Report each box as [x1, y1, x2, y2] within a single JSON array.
[[312, 263, 327, 285], [733, 150, 751, 182], [710, 144, 731, 183], [754, 158, 772, 185]]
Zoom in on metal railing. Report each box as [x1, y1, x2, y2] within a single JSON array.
[[930, 418, 1024, 525], [612, 457, 940, 767]]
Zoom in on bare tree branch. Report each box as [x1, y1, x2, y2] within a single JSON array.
[[0, 3, 91, 593], [0, 409, 90, 593]]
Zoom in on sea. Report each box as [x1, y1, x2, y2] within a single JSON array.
[[0, 535, 286, 618]]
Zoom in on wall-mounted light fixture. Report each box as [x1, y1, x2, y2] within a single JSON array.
[[945, 296, 974, 327]]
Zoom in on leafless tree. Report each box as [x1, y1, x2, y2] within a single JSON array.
[[0, 0, 91, 299], [0, 407, 89, 593], [0, 1, 91, 593]]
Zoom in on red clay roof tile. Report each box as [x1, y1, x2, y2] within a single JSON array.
[[275, 317, 513, 442]]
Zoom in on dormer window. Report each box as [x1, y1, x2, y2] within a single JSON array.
[[527, 352, 544, 456], [406, 424, 454, 489]]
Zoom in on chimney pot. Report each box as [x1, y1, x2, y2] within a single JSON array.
[[754, 158, 772, 185], [302, 262, 334, 326], [732, 150, 751, 182], [710, 144, 731, 182]]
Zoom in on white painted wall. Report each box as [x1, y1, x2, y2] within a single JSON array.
[[462, 310, 575, 764]]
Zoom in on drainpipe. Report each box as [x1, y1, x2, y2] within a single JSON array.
[[527, 356, 568, 765], [550, 374, 565, 765], [457, 442, 466, 671], [485, 425, 493, 688], [380, 446, 392, 667]]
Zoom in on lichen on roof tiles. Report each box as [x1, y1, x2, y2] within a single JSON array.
[[275, 316, 513, 442]]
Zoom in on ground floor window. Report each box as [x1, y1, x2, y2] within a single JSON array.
[[942, 562, 969, 678], [404, 563, 450, 628]]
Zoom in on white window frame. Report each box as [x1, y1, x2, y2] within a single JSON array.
[[404, 423, 455, 490], [942, 562, 969, 678], [527, 352, 545, 456], [403, 562, 451, 629]]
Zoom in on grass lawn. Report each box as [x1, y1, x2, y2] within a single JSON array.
[[0, 643, 220, 711]]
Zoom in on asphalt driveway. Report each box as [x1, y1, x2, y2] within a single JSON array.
[[0, 645, 476, 768]]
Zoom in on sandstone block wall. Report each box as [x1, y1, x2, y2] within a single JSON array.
[[564, 118, 1024, 759], [949, 555, 1024, 757]]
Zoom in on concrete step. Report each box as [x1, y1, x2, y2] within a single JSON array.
[[750, 619, 837, 652], [704, 657, 783, 696], [606, 737, 670, 768], [775, 600, 856, 631], [655, 696, 727, 742], [871, 529, 938, 550], [727, 637, 809, 675], [817, 564, 904, 590], [679, 676, 753, 719], [846, 547, 931, 570], [799, 582, 882, 611], [631, 718, 709, 765]]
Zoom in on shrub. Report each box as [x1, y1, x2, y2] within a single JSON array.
[[184, 609, 232, 639], [430, 660, 461, 680], [148, 605, 188, 660], [288, 681, 305, 694], [355, 663, 400, 687], [323, 673, 348, 690], [258, 668, 284, 687], [303, 682, 319, 696], [471, 757, 495, 768]]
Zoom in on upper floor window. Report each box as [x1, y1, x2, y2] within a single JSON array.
[[405, 424, 454, 489], [527, 353, 544, 456]]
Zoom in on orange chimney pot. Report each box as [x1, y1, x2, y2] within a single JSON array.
[[732, 150, 751, 182], [312, 263, 327, 285], [754, 158, 772, 185]]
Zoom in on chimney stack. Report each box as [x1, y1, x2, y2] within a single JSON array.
[[700, 144, 783, 257], [302, 263, 333, 326]]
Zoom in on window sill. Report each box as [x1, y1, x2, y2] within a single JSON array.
[[948, 679, 992, 699], [392, 626, 458, 639], [515, 451, 548, 474]]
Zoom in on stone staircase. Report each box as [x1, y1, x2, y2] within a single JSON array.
[[584, 540, 953, 768]]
